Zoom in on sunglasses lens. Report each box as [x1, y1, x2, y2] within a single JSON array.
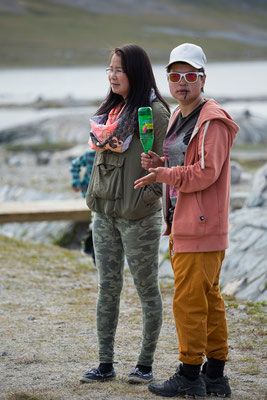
[[185, 73, 198, 82], [169, 73, 181, 83]]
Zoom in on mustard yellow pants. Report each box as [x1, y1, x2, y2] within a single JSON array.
[[169, 236, 228, 365]]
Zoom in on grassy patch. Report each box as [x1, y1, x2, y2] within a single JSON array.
[[236, 340, 254, 351], [226, 302, 239, 308], [235, 159, 266, 173], [231, 144, 267, 172], [245, 301, 267, 324], [240, 365, 261, 375], [5, 142, 76, 153], [7, 394, 57, 400], [0, 234, 94, 273], [239, 355, 257, 363], [222, 294, 236, 301], [233, 143, 267, 151]]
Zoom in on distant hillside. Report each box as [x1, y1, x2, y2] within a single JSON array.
[[0, 0, 267, 67], [2, 0, 267, 16]]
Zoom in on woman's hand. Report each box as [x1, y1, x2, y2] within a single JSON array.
[[134, 169, 158, 189], [141, 151, 164, 171]]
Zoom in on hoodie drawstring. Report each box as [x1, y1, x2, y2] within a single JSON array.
[[201, 120, 210, 169]]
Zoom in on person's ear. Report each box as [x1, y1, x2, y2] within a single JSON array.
[[201, 74, 206, 92]]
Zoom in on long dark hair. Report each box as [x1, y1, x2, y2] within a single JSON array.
[[96, 44, 170, 116]]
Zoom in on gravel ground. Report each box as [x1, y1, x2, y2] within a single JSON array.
[[0, 235, 266, 400]]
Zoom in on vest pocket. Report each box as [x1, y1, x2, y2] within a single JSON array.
[[142, 184, 161, 205], [92, 153, 124, 200]]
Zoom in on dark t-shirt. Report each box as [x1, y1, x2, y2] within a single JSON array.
[[163, 102, 206, 223]]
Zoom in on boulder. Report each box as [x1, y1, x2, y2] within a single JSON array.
[[233, 110, 267, 145], [0, 113, 90, 145], [246, 162, 267, 207], [220, 207, 267, 302], [231, 160, 243, 185]]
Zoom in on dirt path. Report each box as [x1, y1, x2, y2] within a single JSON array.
[[0, 235, 266, 400]]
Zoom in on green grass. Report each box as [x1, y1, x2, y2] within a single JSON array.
[[0, 234, 94, 272], [233, 143, 267, 151], [231, 144, 267, 172], [1, 0, 267, 67], [5, 141, 76, 153], [6, 394, 55, 400], [240, 365, 261, 375], [232, 159, 266, 173]]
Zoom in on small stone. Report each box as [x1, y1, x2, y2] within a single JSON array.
[[28, 315, 36, 321], [36, 151, 51, 165], [6, 156, 22, 166]]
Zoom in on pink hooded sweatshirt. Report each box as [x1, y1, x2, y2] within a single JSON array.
[[158, 99, 239, 253]]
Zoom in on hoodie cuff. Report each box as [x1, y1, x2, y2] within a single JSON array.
[[156, 167, 180, 186]]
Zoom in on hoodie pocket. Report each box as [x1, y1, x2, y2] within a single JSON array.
[[194, 191, 207, 235], [174, 192, 206, 237]]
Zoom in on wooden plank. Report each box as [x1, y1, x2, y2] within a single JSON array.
[[0, 199, 91, 223]]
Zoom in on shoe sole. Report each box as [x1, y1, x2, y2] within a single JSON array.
[[149, 387, 206, 398], [207, 393, 231, 398], [80, 376, 115, 383], [128, 376, 154, 384], [148, 394, 205, 399]]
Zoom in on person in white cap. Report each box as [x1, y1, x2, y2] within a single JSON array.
[[134, 43, 239, 398]]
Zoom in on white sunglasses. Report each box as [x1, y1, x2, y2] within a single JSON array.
[[167, 71, 204, 84]]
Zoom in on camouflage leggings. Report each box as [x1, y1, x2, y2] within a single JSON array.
[[92, 211, 163, 366]]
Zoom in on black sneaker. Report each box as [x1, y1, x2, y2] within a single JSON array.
[[80, 367, 116, 383], [148, 365, 206, 398], [128, 367, 154, 384], [202, 374, 231, 397]]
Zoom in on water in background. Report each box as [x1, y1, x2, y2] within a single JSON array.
[[0, 61, 266, 129]]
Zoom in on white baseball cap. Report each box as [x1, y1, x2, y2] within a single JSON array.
[[166, 43, 207, 70]]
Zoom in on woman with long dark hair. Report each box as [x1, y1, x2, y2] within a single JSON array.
[[80, 44, 170, 384]]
